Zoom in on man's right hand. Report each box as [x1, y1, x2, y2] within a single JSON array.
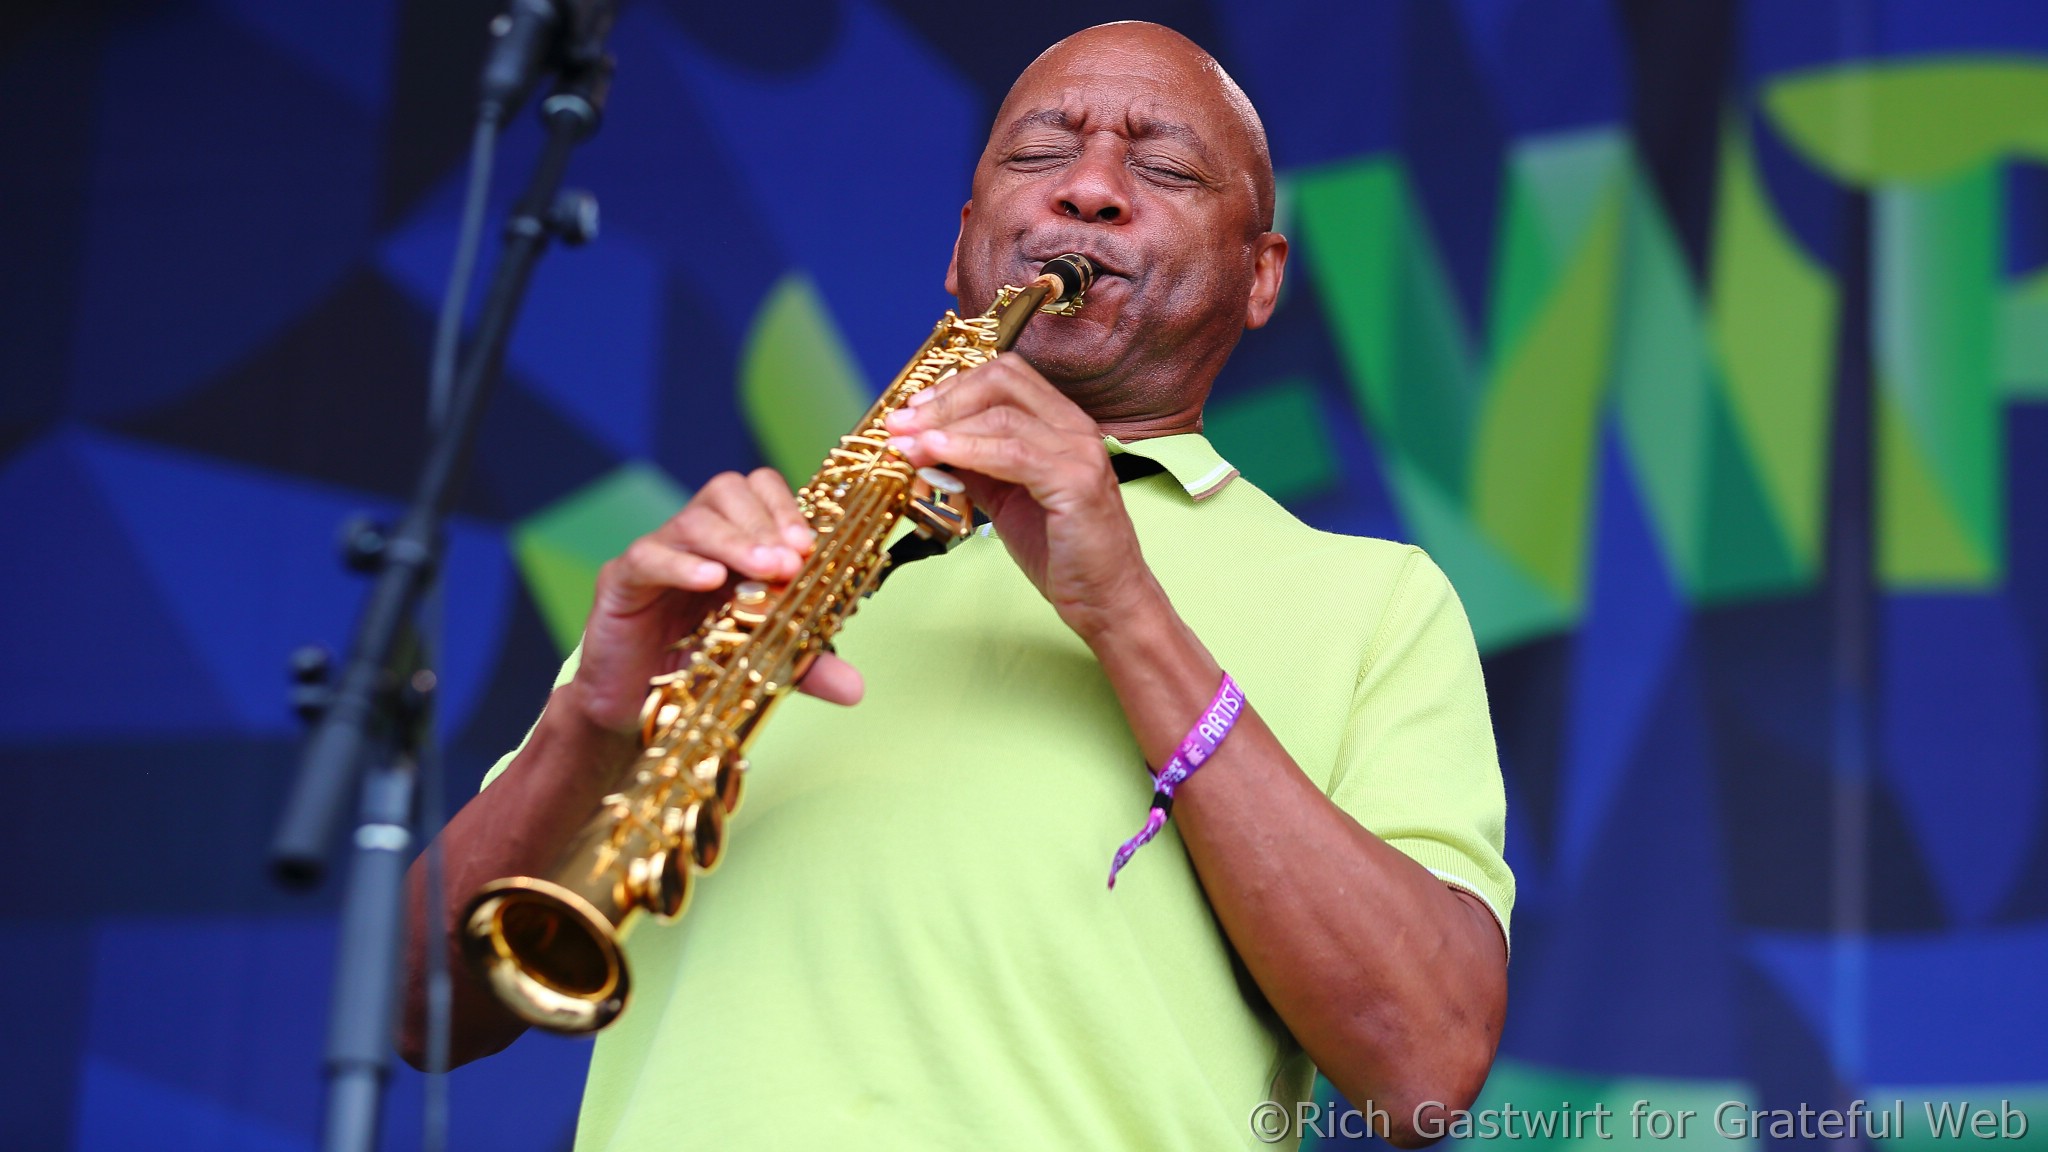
[[568, 467, 866, 737]]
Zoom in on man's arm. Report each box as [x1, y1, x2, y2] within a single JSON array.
[[1080, 588, 1506, 1148], [886, 358, 1507, 1147], [398, 468, 864, 1069]]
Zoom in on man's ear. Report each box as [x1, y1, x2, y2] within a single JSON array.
[[1243, 232, 1289, 330], [943, 201, 971, 298]]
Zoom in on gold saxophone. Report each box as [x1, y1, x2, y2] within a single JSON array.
[[460, 254, 1097, 1033]]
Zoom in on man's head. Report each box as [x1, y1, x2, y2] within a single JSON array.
[[944, 22, 1288, 430]]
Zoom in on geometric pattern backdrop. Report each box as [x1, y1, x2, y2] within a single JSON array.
[[2, 1, 2043, 1148]]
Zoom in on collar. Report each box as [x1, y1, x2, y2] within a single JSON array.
[[1104, 434, 1239, 501]]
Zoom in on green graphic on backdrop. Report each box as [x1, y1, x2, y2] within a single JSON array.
[[1203, 376, 1341, 503], [1765, 59, 2048, 588], [741, 272, 872, 487], [513, 462, 692, 655], [1250, 58, 2043, 649]]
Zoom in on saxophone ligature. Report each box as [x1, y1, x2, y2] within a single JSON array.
[[460, 254, 1097, 1033]]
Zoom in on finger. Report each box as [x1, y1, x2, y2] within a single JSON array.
[[658, 504, 803, 582], [597, 537, 729, 615], [795, 652, 864, 706], [745, 466, 817, 552], [979, 353, 1096, 432], [890, 418, 1097, 503], [904, 403, 1078, 464], [900, 354, 1076, 427], [887, 354, 1090, 436], [694, 471, 789, 555]]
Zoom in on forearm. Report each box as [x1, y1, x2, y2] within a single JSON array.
[[399, 682, 639, 1069], [1080, 581, 1505, 1144]]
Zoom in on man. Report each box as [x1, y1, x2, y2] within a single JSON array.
[[405, 21, 1511, 1150]]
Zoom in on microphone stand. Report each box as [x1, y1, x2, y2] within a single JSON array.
[[268, 55, 612, 1152]]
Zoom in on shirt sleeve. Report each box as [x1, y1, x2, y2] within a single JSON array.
[[1325, 547, 1515, 951], [477, 644, 583, 792]]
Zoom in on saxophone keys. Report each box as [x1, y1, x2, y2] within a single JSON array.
[[917, 466, 965, 494], [640, 697, 683, 745], [717, 758, 748, 815], [907, 479, 975, 542], [626, 847, 693, 921], [679, 800, 726, 872], [687, 752, 722, 792]]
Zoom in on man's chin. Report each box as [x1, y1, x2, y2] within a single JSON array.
[[1011, 322, 1123, 389]]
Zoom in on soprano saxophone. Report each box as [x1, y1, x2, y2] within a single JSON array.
[[461, 254, 1097, 1033]]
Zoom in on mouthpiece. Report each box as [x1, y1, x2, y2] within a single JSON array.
[[991, 254, 1097, 347], [1040, 254, 1096, 304]]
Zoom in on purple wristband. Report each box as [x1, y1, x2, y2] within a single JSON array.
[[1107, 673, 1246, 888]]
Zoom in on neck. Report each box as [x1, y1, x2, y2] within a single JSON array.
[[1053, 359, 1217, 443], [1094, 404, 1204, 443], [1026, 341, 1223, 442]]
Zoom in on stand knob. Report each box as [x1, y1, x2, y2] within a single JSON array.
[[290, 646, 334, 724], [550, 190, 599, 246], [339, 514, 389, 573]]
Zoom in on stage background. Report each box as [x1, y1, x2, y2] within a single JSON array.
[[3, 0, 2045, 1148]]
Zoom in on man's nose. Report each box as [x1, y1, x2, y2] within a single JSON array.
[[1051, 145, 1132, 224]]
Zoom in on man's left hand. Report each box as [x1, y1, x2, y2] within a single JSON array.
[[883, 353, 1152, 639]]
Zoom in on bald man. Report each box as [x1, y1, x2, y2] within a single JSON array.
[[405, 23, 1512, 1150]]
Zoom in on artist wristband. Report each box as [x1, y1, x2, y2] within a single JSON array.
[[1107, 672, 1246, 888]]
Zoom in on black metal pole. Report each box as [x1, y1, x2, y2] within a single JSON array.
[[268, 56, 611, 1152], [321, 754, 422, 1152], [270, 76, 606, 883]]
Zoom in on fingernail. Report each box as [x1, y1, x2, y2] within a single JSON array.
[[777, 547, 802, 569], [887, 435, 917, 453], [783, 523, 815, 548], [750, 545, 778, 568], [692, 560, 723, 582], [906, 389, 934, 407], [885, 409, 914, 429], [922, 429, 948, 448]]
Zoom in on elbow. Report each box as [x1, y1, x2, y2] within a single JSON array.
[[1384, 1074, 1489, 1148], [1362, 1059, 1496, 1149], [396, 991, 525, 1073], [1330, 1012, 1502, 1148], [395, 1018, 500, 1074], [397, 1028, 429, 1073], [396, 994, 438, 1072]]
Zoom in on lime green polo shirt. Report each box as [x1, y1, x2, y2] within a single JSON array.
[[483, 434, 1512, 1151]]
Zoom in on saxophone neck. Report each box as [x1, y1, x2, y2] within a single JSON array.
[[991, 254, 1096, 350]]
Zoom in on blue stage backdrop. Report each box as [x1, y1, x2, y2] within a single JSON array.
[[3, 1, 2046, 1148]]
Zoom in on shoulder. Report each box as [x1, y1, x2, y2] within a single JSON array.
[[1217, 481, 1482, 671], [1183, 478, 1458, 675], [1206, 476, 1425, 585]]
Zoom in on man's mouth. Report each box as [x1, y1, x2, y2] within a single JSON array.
[[1025, 248, 1129, 282]]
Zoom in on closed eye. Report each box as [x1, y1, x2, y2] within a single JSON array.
[[1008, 150, 1073, 170], [1135, 162, 1197, 184]]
